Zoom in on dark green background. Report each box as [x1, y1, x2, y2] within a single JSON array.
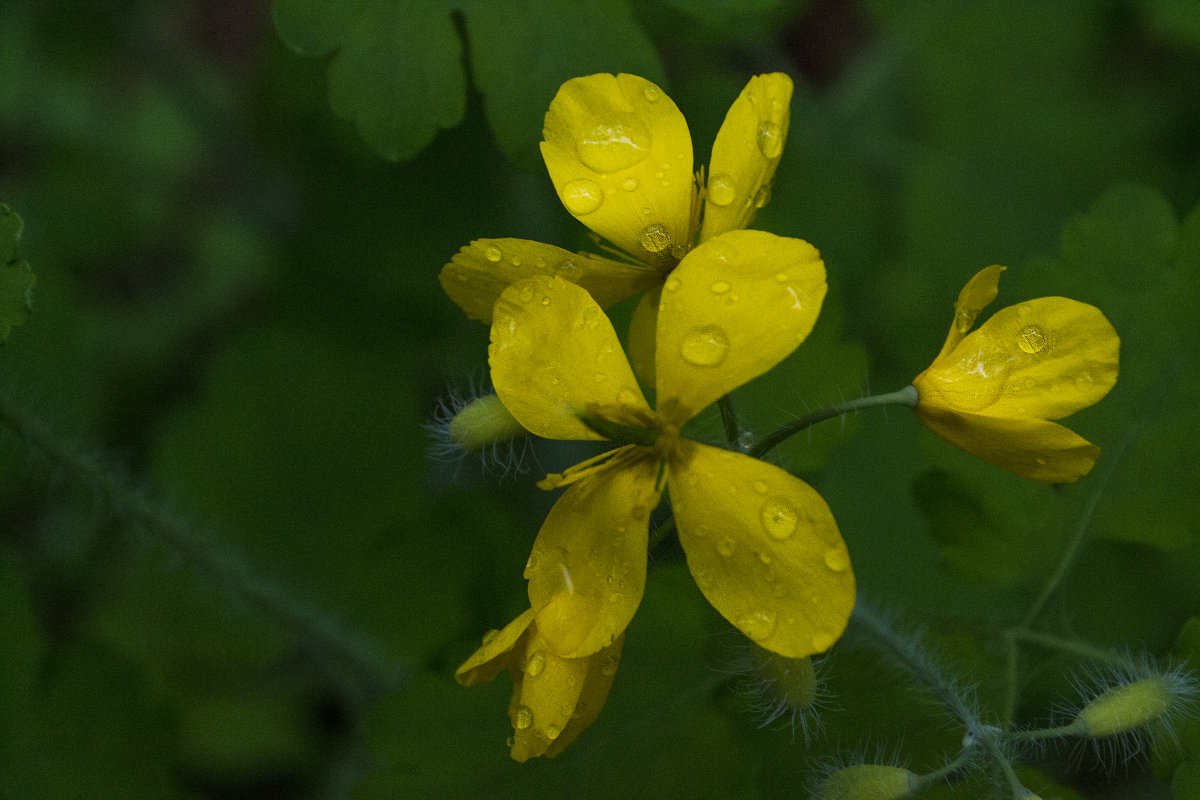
[[2, 1, 1199, 798]]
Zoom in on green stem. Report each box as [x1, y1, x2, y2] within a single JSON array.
[[0, 393, 396, 701], [1007, 628, 1128, 667], [1019, 423, 1139, 629], [717, 395, 744, 449], [647, 516, 676, 551], [911, 743, 977, 790], [749, 386, 917, 460], [1007, 719, 1087, 744]]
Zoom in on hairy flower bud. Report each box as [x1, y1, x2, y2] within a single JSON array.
[[815, 764, 917, 800]]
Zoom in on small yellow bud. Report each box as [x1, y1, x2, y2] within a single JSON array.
[[1076, 676, 1172, 737], [448, 394, 526, 452], [816, 764, 917, 800]]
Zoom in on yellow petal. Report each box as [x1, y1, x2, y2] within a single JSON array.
[[669, 442, 854, 658], [655, 230, 825, 422], [490, 275, 651, 441], [916, 297, 1119, 420], [512, 630, 624, 761], [439, 238, 659, 323], [626, 286, 661, 387], [912, 404, 1102, 483], [455, 607, 536, 686], [527, 453, 660, 658], [699, 73, 793, 242], [936, 264, 1005, 360], [540, 74, 695, 269]]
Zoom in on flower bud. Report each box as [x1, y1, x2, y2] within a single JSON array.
[[1075, 676, 1173, 737], [449, 394, 526, 452], [816, 764, 917, 800]]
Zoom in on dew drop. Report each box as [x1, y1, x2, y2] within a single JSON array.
[[560, 178, 604, 215], [593, 372, 607, 382], [954, 309, 975, 334], [1017, 324, 1049, 355], [753, 480, 768, 494], [513, 705, 534, 729], [709, 280, 731, 295], [525, 650, 546, 677], [640, 223, 671, 253], [600, 653, 619, 676], [823, 547, 849, 573], [642, 86, 660, 102], [481, 628, 500, 647], [664, 276, 681, 292], [577, 118, 652, 173], [511, 256, 522, 267], [670, 243, 688, 260], [774, 272, 789, 283], [544, 723, 562, 741], [756, 121, 784, 159], [518, 286, 534, 304], [737, 608, 778, 642], [760, 497, 799, 540], [679, 325, 730, 367], [621, 177, 638, 191], [484, 245, 503, 262], [554, 259, 581, 279], [617, 388, 639, 406], [716, 536, 737, 557], [707, 173, 738, 206], [540, 295, 551, 305], [753, 184, 771, 208]]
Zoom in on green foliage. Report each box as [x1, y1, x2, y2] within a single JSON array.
[[2, 1, 1199, 798], [272, 0, 665, 167], [0, 204, 34, 341]]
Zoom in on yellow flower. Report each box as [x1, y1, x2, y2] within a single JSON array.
[[487, 228, 854, 667], [911, 265, 1119, 483], [455, 607, 623, 762], [440, 71, 793, 377]]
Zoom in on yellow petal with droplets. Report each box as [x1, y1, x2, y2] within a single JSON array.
[[669, 442, 854, 659], [626, 286, 661, 387], [936, 264, 1005, 360], [490, 275, 651, 441], [912, 404, 1102, 483], [527, 453, 660, 658], [439, 238, 659, 323], [540, 74, 694, 269], [524, 632, 624, 760], [455, 607, 536, 686], [655, 230, 825, 422], [917, 297, 1118, 420], [700, 73, 793, 241]]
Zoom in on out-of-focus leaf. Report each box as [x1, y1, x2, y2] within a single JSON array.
[[271, 0, 665, 166], [0, 204, 34, 341], [273, 0, 466, 162]]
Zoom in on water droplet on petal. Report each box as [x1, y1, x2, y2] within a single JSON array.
[[481, 628, 500, 647], [600, 653, 619, 676], [1017, 324, 1049, 355], [664, 276, 681, 292], [642, 86, 660, 102], [640, 223, 671, 253], [753, 184, 771, 208], [756, 121, 784, 159], [738, 609, 778, 642], [513, 705, 534, 729], [577, 118, 652, 173], [554, 259, 580, 279], [708, 173, 737, 206], [518, 286, 534, 304], [774, 272, 789, 283], [593, 372, 606, 382], [709, 280, 731, 295], [621, 177, 638, 191], [680, 325, 730, 367], [824, 547, 849, 572], [670, 243, 688, 260], [811, 631, 836, 653], [753, 480, 768, 494], [954, 309, 974, 334], [511, 256, 522, 267], [484, 245, 503, 262], [525, 650, 546, 677], [760, 497, 799, 540], [560, 178, 604, 215], [544, 723, 562, 741], [617, 388, 639, 406], [716, 536, 737, 557]]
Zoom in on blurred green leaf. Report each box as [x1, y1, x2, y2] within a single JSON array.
[[271, 0, 665, 166], [0, 204, 34, 341], [273, 0, 465, 162]]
